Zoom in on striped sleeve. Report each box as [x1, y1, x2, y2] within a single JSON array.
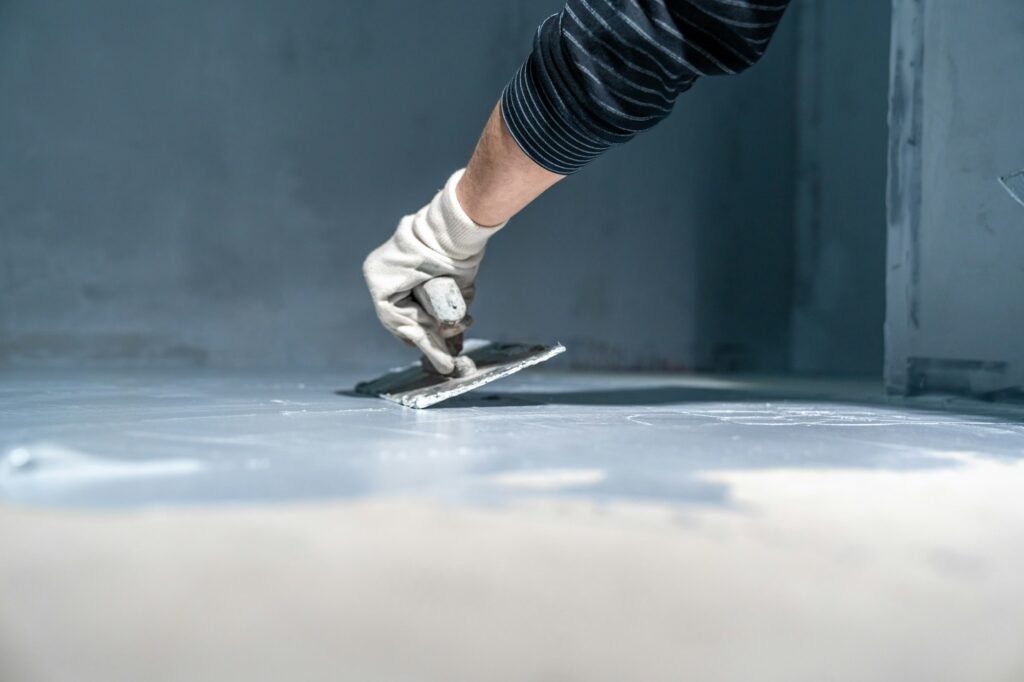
[[500, 0, 792, 175]]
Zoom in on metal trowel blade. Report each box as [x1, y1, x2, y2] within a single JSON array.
[[355, 339, 566, 409]]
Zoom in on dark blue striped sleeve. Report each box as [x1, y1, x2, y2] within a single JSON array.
[[500, 0, 792, 175]]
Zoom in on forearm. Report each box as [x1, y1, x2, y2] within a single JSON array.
[[456, 0, 793, 226], [501, 0, 793, 175], [456, 103, 564, 227]]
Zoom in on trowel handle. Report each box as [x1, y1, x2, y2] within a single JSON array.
[[413, 277, 466, 326]]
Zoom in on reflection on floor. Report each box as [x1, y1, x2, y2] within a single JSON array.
[[2, 370, 1023, 681]]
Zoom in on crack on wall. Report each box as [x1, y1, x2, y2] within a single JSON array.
[[999, 170, 1024, 209]]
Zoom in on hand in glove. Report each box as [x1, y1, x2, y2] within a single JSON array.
[[362, 169, 505, 374]]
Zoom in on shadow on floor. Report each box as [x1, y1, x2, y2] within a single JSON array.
[[336, 386, 721, 407], [337, 385, 806, 408], [339, 383, 1024, 426]]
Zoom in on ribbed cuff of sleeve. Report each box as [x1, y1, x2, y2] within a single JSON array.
[[500, 14, 624, 175]]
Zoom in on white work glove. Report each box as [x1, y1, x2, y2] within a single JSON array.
[[363, 169, 505, 374]]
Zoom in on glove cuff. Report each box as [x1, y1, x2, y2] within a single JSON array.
[[431, 169, 506, 259]]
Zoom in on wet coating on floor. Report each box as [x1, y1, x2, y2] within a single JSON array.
[[2, 370, 1023, 681], [2, 369, 1023, 509]]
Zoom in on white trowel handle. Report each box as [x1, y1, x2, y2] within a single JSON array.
[[413, 277, 466, 326], [413, 277, 475, 376]]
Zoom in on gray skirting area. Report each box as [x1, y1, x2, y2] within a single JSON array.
[[2, 370, 1024, 681]]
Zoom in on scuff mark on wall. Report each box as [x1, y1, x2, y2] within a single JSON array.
[[885, 0, 926, 393], [906, 357, 1018, 398], [886, 1, 1024, 399]]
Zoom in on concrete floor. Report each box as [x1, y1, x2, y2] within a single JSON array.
[[2, 369, 1024, 681]]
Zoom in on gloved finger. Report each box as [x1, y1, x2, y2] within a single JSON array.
[[368, 298, 410, 341], [386, 296, 455, 375], [370, 297, 454, 375], [410, 327, 455, 375], [371, 293, 436, 342]]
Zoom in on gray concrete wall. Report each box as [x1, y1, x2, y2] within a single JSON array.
[[790, 0, 891, 377], [0, 0, 798, 372], [887, 0, 1024, 395]]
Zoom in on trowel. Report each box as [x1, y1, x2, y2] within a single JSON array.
[[355, 277, 565, 408]]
